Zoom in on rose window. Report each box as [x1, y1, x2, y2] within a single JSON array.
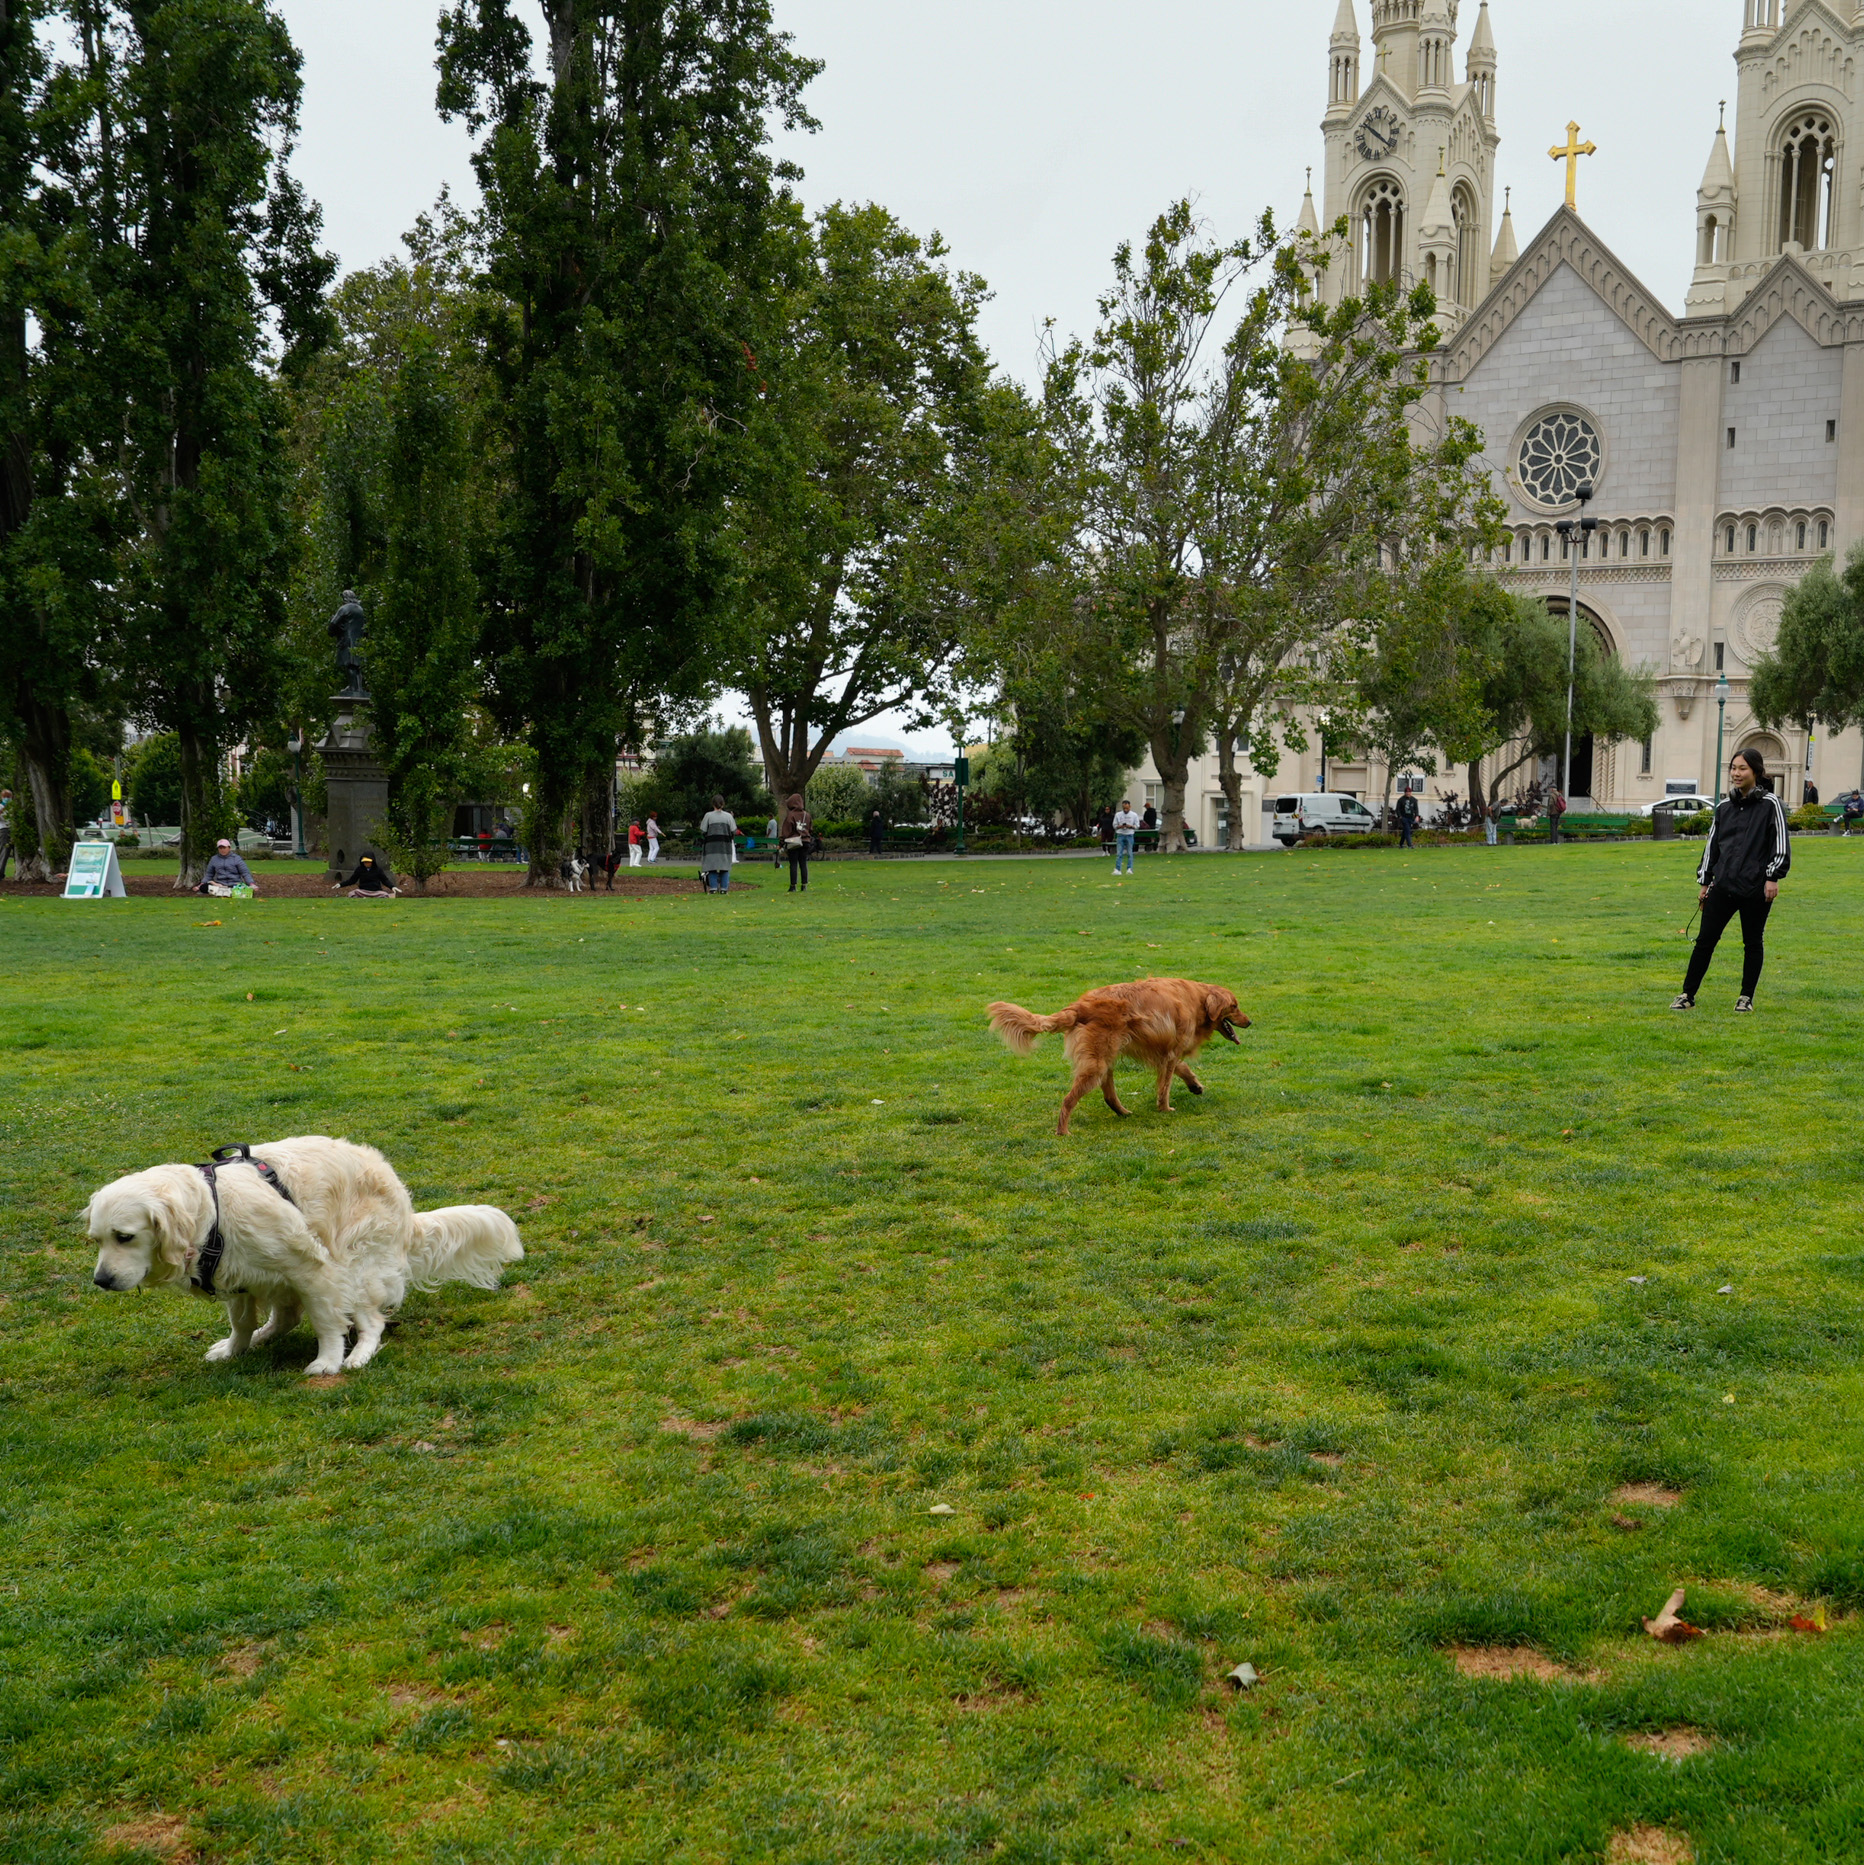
[[1516, 412, 1603, 508]]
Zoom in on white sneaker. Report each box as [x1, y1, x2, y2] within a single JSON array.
[[1670, 994, 1694, 1010], [1733, 995, 1754, 1013]]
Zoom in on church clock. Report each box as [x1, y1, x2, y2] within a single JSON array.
[[1355, 105, 1402, 163]]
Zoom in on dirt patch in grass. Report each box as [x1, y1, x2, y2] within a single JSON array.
[[660, 1417, 727, 1441], [1612, 1483, 1682, 1508], [1308, 1450, 1346, 1468], [219, 1641, 266, 1677], [101, 1812, 194, 1859], [1624, 1727, 1714, 1760], [1446, 1645, 1585, 1683], [924, 1562, 961, 1585], [1606, 1825, 1692, 1863]]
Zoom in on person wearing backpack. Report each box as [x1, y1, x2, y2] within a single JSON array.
[[780, 793, 815, 893]]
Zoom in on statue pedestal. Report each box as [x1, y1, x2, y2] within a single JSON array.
[[323, 700, 390, 880]]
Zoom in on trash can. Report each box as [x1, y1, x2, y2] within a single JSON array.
[[1652, 807, 1677, 842], [1500, 811, 1517, 846]]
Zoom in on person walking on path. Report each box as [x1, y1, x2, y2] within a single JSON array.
[[767, 812, 781, 868], [1111, 798, 1140, 875], [781, 793, 815, 893], [1097, 804, 1115, 856], [1804, 780, 1820, 808], [1395, 791, 1420, 849], [868, 807, 885, 856], [627, 819, 644, 868], [1672, 748, 1790, 1014], [699, 795, 738, 893], [1547, 787, 1567, 844], [646, 813, 662, 863], [1480, 797, 1498, 846], [0, 787, 13, 879]]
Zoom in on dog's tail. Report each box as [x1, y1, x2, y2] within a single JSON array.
[[409, 1205, 524, 1292], [986, 1001, 1079, 1056]]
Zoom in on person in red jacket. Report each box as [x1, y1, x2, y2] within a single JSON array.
[[627, 820, 644, 868]]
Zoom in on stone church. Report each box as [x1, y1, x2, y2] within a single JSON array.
[[1136, 0, 1864, 843]]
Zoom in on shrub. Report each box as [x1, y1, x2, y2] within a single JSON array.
[[1682, 810, 1713, 835], [1789, 802, 1829, 832], [1296, 832, 1399, 850]]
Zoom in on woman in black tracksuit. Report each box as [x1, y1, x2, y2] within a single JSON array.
[[1673, 748, 1790, 1013]]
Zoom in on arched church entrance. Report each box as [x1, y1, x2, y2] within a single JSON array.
[[1543, 598, 1617, 802]]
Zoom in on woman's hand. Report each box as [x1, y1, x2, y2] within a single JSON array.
[[1699, 885, 1711, 902], [1764, 880, 1779, 901]]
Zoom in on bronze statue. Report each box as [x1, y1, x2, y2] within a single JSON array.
[[328, 589, 368, 697]]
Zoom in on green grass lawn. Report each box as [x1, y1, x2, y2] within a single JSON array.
[[5, 841, 1864, 1864]]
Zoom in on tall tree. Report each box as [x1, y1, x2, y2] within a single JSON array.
[[436, 0, 818, 884], [1454, 579, 1658, 811], [41, 0, 333, 887], [0, 0, 118, 877], [730, 202, 1027, 801], [368, 339, 481, 890], [1032, 202, 1495, 850], [1750, 545, 1864, 776]]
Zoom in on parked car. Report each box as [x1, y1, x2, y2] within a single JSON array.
[[1272, 793, 1379, 846], [1640, 794, 1716, 817]]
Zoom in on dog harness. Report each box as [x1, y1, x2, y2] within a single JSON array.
[[191, 1143, 297, 1295]]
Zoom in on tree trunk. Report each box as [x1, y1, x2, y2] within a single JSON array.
[[580, 761, 614, 867], [13, 689, 74, 880], [1149, 730, 1192, 852], [173, 722, 220, 889], [524, 784, 573, 887], [1467, 759, 1483, 822], [1215, 715, 1248, 852], [1378, 761, 1396, 834]]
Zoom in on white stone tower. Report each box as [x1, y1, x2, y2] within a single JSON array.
[[1312, 0, 1503, 327], [1686, 0, 1864, 316]]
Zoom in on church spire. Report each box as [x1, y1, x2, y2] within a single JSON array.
[[1328, 0, 1361, 115], [1297, 168, 1321, 237], [1489, 186, 1518, 287], [1466, 1, 1496, 120]]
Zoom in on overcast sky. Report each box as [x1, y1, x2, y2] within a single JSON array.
[[276, 0, 1734, 754]]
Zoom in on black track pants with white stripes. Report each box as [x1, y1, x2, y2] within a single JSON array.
[[1683, 887, 1773, 1001]]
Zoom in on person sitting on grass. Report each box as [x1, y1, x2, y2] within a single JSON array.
[[335, 853, 398, 897], [198, 838, 256, 895]]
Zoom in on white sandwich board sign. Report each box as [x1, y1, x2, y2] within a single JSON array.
[[64, 841, 126, 899]]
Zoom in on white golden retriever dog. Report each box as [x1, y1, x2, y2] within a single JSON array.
[[87, 1136, 523, 1376]]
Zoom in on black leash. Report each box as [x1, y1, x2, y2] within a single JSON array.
[[190, 1144, 296, 1295]]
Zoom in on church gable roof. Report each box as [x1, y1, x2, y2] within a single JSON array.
[[1438, 206, 1680, 378], [1437, 205, 1864, 378], [1721, 254, 1864, 351]]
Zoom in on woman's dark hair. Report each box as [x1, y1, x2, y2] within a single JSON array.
[[1735, 747, 1766, 783], [712, 794, 725, 809]]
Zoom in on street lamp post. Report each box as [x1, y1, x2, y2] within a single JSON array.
[[953, 754, 968, 857], [1552, 483, 1597, 828], [1713, 672, 1731, 804]]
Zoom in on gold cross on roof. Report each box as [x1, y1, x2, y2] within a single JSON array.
[[1549, 121, 1597, 210]]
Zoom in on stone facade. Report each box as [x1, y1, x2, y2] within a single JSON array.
[[1131, 0, 1864, 838]]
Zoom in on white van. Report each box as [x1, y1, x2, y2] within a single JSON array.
[[1272, 793, 1379, 846]]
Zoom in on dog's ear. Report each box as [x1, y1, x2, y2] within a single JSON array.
[[149, 1191, 188, 1270], [1204, 990, 1230, 1028]]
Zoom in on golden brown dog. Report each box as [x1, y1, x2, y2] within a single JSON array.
[[987, 978, 1249, 1135]]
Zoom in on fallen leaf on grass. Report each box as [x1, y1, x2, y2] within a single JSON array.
[[1225, 1662, 1259, 1690], [1627, 1276, 1649, 1285], [1611, 1513, 1643, 1532], [928, 1503, 955, 1516], [1643, 1587, 1705, 1644], [194, 920, 222, 927], [1716, 1284, 1734, 1295], [1789, 1611, 1827, 1634]]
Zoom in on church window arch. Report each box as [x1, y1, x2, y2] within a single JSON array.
[[1820, 519, 1830, 549], [1661, 528, 1671, 556], [1726, 524, 1738, 553], [1451, 183, 1480, 310], [1798, 521, 1808, 551], [1541, 535, 1551, 562], [1777, 113, 1836, 251], [1639, 528, 1650, 558], [1357, 179, 1407, 288], [1748, 522, 1759, 553], [1620, 529, 1630, 559]]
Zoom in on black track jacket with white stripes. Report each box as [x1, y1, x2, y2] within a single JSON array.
[[1697, 785, 1791, 896]]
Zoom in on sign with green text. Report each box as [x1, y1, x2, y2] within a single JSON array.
[[63, 841, 126, 900]]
